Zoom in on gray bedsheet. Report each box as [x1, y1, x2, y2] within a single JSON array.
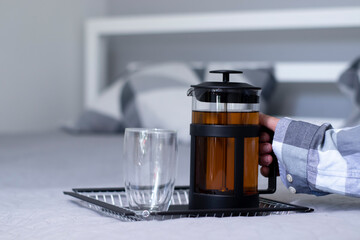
[[0, 131, 190, 189], [1, 131, 360, 239]]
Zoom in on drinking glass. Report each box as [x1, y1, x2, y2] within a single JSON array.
[[123, 128, 178, 212]]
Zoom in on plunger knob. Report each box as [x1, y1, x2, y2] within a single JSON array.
[[209, 70, 243, 83]]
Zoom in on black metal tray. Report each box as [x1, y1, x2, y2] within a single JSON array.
[[64, 186, 313, 221]]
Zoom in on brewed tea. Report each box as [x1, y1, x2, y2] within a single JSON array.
[[192, 111, 259, 195]]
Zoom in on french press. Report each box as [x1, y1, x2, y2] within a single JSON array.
[[187, 70, 276, 209]]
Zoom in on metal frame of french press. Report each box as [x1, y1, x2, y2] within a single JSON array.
[[189, 124, 277, 209], [188, 70, 277, 210]]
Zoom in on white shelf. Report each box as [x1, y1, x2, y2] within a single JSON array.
[[87, 7, 360, 35], [84, 7, 360, 108], [274, 62, 348, 83]]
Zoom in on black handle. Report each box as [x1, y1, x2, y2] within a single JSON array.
[[258, 155, 278, 194], [209, 70, 243, 83], [258, 127, 278, 194]]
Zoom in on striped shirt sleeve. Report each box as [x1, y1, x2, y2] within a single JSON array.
[[272, 118, 360, 197]]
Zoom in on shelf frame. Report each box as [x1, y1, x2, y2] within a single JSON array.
[[84, 7, 360, 107]]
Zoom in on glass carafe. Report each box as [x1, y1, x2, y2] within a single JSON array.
[[187, 70, 276, 209]]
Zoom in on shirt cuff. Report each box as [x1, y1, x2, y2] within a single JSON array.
[[272, 118, 327, 196]]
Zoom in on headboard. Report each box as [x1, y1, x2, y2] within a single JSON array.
[[84, 6, 360, 113]]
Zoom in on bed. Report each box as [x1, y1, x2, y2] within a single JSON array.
[[1, 131, 360, 239], [2, 7, 360, 240]]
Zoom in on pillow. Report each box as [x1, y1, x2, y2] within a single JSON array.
[[204, 62, 277, 113], [66, 61, 274, 139], [338, 57, 360, 127], [120, 62, 201, 143], [65, 62, 203, 138], [63, 79, 126, 133]]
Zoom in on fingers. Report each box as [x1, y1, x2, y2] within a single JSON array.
[[259, 154, 273, 166], [260, 142, 272, 155], [260, 132, 271, 143], [259, 115, 279, 178], [259, 140, 274, 177], [259, 113, 280, 132], [260, 166, 270, 177], [259, 136, 273, 167]]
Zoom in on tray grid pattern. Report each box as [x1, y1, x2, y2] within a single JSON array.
[[64, 188, 312, 221], [86, 189, 189, 207]]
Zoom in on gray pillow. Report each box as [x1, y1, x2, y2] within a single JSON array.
[[65, 110, 124, 133], [66, 62, 202, 140], [338, 57, 360, 127], [63, 76, 127, 133], [66, 62, 275, 135], [120, 62, 202, 143]]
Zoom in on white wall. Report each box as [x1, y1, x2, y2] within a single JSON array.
[[1, 0, 359, 133], [0, 0, 107, 133]]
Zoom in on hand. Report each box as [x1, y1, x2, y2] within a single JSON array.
[[259, 113, 280, 177]]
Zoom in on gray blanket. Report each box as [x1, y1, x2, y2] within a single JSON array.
[[1, 131, 360, 239]]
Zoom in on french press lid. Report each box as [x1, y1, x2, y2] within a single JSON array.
[[188, 70, 261, 103]]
